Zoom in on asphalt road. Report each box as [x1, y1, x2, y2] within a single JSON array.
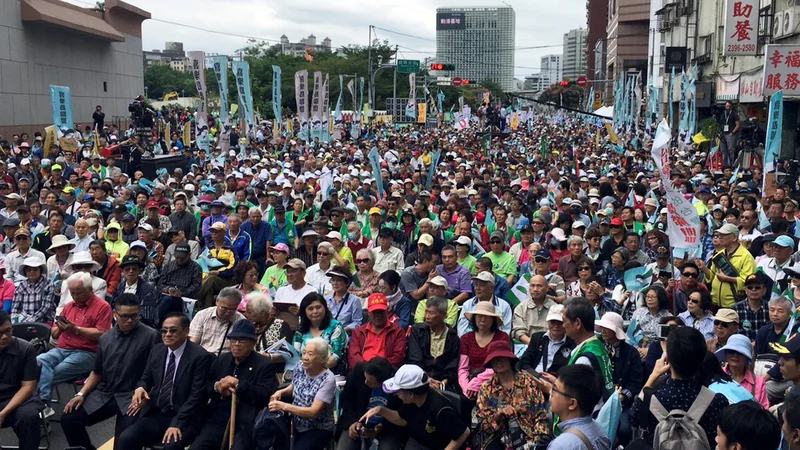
[[0, 383, 115, 450]]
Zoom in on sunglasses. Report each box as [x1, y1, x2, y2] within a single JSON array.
[[356, 258, 370, 264], [610, 225, 622, 228], [714, 320, 731, 328], [490, 240, 503, 244], [682, 272, 699, 278], [746, 285, 764, 290], [115, 312, 138, 321], [578, 266, 592, 271], [317, 252, 330, 256], [534, 258, 549, 263], [160, 327, 180, 334], [688, 298, 700, 304], [14, 235, 28, 240]]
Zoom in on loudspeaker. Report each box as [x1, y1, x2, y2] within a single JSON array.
[[665, 47, 687, 72]]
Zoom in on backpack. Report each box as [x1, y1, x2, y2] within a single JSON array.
[[649, 386, 715, 450]]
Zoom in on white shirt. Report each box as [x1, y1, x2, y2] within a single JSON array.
[[70, 234, 93, 253], [371, 246, 405, 274], [274, 283, 317, 307], [124, 280, 138, 294], [305, 264, 333, 295], [164, 340, 187, 386]]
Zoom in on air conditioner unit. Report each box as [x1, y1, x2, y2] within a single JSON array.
[[784, 8, 798, 37]]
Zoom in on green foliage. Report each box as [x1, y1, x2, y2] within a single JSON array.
[[699, 116, 719, 140], [143, 65, 197, 100], [538, 84, 587, 110]]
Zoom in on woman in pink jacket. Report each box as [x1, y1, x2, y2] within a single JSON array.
[[716, 333, 769, 408], [0, 261, 15, 313]]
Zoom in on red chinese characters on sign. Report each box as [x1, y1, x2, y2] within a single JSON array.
[[765, 47, 800, 93], [729, 2, 754, 42], [666, 203, 698, 244]]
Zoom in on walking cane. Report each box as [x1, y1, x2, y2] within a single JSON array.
[[229, 390, 237, 450]]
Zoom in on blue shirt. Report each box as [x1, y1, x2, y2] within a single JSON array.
[[456, 295, 512, 337], [227, 229, 252, 262], [325, 292, 363, 330], [548, 416, 611, 450], [241, 220, 273, 256]]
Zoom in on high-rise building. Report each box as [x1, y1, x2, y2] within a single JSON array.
[[562, 28, 588, 81], [586, 0, 608, 81], [540, 54, 562, 88], [435, 6, 516, 91]]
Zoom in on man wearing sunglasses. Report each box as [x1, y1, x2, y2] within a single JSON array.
[[60, 293, 159, 450], [732, 272, 771, 340], [667, 262, 707, 316], [706, 308, 740, 352], [118, 312, 213, 450]]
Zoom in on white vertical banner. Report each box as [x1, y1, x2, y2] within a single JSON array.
[[723, 0, 759, 56], [310, 71, 322, 140], [294, 70, 309, 139], [187, 51, 207, 127], [651, 119, 702, 248], [321, 74, 330, 142]]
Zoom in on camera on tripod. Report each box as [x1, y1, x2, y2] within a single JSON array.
[[128, 100, 153, 128]]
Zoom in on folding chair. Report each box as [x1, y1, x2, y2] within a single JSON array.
[[182, 298, 198, 319]]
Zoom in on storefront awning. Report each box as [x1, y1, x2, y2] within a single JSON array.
[[21, 0, 125, 42]]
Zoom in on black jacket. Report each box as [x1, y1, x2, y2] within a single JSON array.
[[606, 340, 645, 406], [406, 323, 460, 388], [137, 340, 213, 431], [206, 350, 278, 432], [518, 332, 575, 375]]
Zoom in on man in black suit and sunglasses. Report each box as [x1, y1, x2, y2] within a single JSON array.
[[116, 312, 213, 450]]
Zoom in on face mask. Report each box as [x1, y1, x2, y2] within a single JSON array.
[[551, 237, 559, 246], [605, 207, 614, 216], [347, 232, 357, 240], [385, 222, 396, 229]]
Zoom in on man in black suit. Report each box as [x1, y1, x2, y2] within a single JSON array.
[[518, 305, 575, 375], [191, 319, 278, 450], [61, 294, 160, 450], [116, 312, 213, 450]]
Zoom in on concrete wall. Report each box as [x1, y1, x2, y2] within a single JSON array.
[[0, 0, 144, 137]]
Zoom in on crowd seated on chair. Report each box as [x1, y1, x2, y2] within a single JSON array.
[[2, 145, 799, 450]]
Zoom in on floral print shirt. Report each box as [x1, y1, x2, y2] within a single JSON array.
[[475, 370, 549, 440]]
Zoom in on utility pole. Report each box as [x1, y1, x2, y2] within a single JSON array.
[[367, 25, 373, 112], [392, 45, 398, 118]]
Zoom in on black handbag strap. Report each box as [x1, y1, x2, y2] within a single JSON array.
[[217, 322, 232, 356]]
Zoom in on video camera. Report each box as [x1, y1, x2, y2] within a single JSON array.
[[128, 100, 154, 128]]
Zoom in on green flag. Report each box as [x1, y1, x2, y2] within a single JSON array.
[[481, 133, 491, 155]]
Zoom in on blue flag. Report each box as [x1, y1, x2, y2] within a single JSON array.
[[210, 56, 229, 124], [763, 90, 784, 197], [426, 150, 440, 189], [271, 65, 282, 121], [49, 85, 73, 129], [368, 146, 383, 198]]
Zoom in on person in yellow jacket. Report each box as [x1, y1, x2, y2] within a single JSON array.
[[699, 223, 755, 308], [103, 222, 129, 260], [197, 222, 238, 309]]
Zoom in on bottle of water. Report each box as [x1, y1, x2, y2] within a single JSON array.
[[368, 438, 379, 450]]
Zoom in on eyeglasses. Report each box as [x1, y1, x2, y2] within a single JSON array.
[[490, 240, 503, 244], [356, 258, 370, 264], [115, 312, 138, 321], [0, 328, 12, 336], [217, 304, 237, 312], [14, 236, 28, 241], [160, 327, 180, 335], [746, 285, 764, 290], [712, 234, 723, 239], [122, 266, 139, 272], [532, 221, 544, 225], [682, 272, 699, 279], [578, 266, 592, 271], [550, 386, 576, 399], [714, 320, 731, 328]]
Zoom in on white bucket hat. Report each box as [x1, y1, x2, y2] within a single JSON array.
[[595, 312, 627, 341]]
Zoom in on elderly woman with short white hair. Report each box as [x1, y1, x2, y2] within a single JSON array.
[[244, 292, 292, 359], [269, 337, 337, 449], [350, 248, 380, 305]]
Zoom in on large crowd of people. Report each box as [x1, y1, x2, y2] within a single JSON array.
[[0, 104, 796, 450]]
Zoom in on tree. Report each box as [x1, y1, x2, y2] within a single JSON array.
[[143, 65, 196, 100], [538, 84, 587, 110]]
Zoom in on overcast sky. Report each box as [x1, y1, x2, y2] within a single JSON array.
[[112, 0, 586, 79]]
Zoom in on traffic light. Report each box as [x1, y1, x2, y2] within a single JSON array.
[[430, 63, 456, 71], [559, 80, 569, 86]]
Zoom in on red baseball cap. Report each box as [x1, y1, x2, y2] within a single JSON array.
[[610, 217, 623, 226], [367, 293, 388, 312], [146, 199, 160, 209]]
